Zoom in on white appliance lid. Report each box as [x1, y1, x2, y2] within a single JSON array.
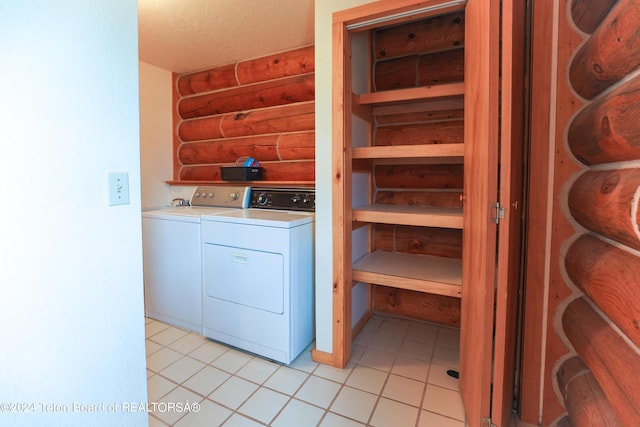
[[201, 209, 313, 228]]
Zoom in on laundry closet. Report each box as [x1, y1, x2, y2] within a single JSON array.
[[310, 1, 527, 427]]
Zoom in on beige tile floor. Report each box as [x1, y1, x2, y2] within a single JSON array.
[[146, 314, 465, 427]]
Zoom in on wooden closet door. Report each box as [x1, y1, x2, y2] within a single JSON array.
[[459, 0, 500, 425], [460, 0, 525, 426]]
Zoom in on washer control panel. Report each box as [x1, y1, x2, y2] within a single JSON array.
[[191, 186, 251, 208], [250, 188, 315, 211]]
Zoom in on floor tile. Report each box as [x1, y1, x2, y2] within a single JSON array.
[[236, 357, 279, 385], [188, 340, 229, 364], [314, 362, 353, 384], [209, 376, 259, 410], [221, 413, 265, 427], [159, 356, 206, 384], [174, 399, 232, 427], [264, 366, 309, 396], [147, 374, 178, 402], [346, 365, 388, 395], [381, 374, 424, 407], [146, 339, 164, 356], [431, 346, 460, 370], [350, 343, 367, 363], [353, 330, 375, 347], [319, 412, 366, 427], [330, 386, 378, 423], [428, 364, 459, 391], [148, 414, 169, 427], [168, 333, 208, 355], [145, 316, 463, 427], [358, 347, 397, 372], [417, 410, 465, 427], [146, 320, 171, 337], [289, 349, 319, 373], [391, 354, 430, 382], [147, 347, 184, 373], [378, 317, 410, 337], [182, 365, 230, 397], [399, 339, 434, 361], [436, 328, 460, 350], [211, 348, 253, 374], [368, 332, 403, 353], [406, 323, 439, 344], [150, 326, 190, 346], [272, 398, 325, 427], [370, 397, 419, 427], [152, 386, 203, 425], [362, 315, 384, 332], [422, 384, 465, 421], [238, 387, 289, 424], [295, 375, 341, 409]]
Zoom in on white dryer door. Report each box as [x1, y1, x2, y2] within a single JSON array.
[[203, 243, 284, 314]]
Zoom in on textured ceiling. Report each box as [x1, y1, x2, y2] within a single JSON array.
[[138, 0, 315, 74]]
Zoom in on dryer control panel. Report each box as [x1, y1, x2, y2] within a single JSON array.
[[250, 188, 315, 211]]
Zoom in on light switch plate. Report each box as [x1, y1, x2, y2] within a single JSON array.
[[108, 172, 130, 206]]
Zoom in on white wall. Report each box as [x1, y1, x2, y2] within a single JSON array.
[[0, 1, 148, 426], [138, 62, 194, 210], [314, 0, 374, 353]]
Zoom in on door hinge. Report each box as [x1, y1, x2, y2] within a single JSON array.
[[482, 417, 497, 427], [491, 202, 505, 224]]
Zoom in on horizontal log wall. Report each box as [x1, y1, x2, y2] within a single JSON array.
[[556, 356, 622, 426], [172, 46, 315, 184], [569, 0, 640, 99], [562, 298, 640, 425], [368, 13, 465, 324], [555, 0, 640, 424]]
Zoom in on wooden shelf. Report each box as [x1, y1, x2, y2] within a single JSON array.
[[352, 143, 464, 164], [352, 204, 463, 228], [357, 83, 465, 107], [352, 250, 462, 298]]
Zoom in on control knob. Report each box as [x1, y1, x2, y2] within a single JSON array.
[[291, 195, 301, 204], [229, 192, 238, 200], [257, 193, 269, 205]]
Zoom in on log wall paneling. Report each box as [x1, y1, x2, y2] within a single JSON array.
[[176, 46, 315, 96], [172, 46, 316, 184], [373, 286, 461, 327], [556, 356, 623, 426], [178, 102, 315, 142], [374, 48, 465, 90], [570, 0, 617, 34], [178, 74, 315, 119], [562, 298, 640, 425], [178, 135, 281, 165], [375, 107, 465, 126], [569, 0, 640, 100], [176, 63, 238, 97], [564, 234, 640, 349], [543, 0, 640, 424], [567, 168, 640, 251], [179, 160, 315, 182], [373, 12, 465, 60], [567, 74, 640, 165], [375, 120, 464, 146], [374, 190, 463, 208], [374, 164, 464, 189], [235, 46, 315, 86]]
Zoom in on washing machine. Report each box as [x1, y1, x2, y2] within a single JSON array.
[[200, 188, 315, 364], [142, 186, 250, 333]]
